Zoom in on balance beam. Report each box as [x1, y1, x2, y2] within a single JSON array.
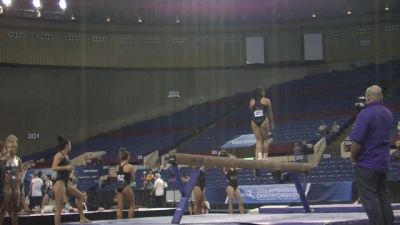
[[167, 153, 313, 172]]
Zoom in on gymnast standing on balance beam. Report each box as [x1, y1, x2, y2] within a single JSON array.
[[249, 87, 274, 160]]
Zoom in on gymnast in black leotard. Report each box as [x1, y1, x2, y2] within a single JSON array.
[[223, 155, 244, 214], [114, 147, 135, 220], [51, 136, 90, 225], [249, 87, 274, 160], [193, 167, 206, 214]]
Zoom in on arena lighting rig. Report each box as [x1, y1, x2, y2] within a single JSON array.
[[0, 0, 67, 10], [0, 0, 67, 17]]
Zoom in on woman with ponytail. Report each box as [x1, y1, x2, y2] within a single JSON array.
[[114, 147, 136, 219], [249, 87, 274, 160], [51, 136, 90, 225]]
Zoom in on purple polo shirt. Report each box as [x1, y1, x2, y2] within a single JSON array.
[[349, 101, 393, 170]]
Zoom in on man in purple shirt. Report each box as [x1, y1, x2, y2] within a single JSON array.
[[350, 85, 394, 225]]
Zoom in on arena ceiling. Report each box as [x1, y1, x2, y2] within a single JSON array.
[[0, 0, 399, 25]]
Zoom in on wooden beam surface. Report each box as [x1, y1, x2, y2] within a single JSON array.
[[169, 153, 313, 172]]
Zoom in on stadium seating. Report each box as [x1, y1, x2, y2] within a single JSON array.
[[178, 63, 398, 155]]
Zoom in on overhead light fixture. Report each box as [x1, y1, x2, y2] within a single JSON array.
[[70, 14, 75, 20], [384, 5, 389, 11], [32, 0, 41, 9], [2, 0, 12, 7], [59, 0, 67, 11], [312, 12, 317, 18], [346, 9, 352, 15], [106, 16, 110, 22], [175, 17, 180, 23], [138, 16, 142, 23]]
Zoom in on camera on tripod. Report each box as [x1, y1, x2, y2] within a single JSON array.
[[354, 96, 366, 111]]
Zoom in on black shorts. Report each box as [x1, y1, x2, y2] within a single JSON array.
[[30, 196, 42, 208]]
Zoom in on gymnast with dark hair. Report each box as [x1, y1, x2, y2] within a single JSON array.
[[51, 136, 90, 225], [192, 166, 206, 214], [249, 87, 274, 160], [115, 147, 136, 220], [223, 155, 244, 214]]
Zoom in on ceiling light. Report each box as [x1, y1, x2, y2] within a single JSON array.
[[59, 0, 67, 10], [32, 0, 41, 9], [138, 17, 142, 23], [312, 12, 317, 18], [70, 14, 75, 20], [384, 5, 389, 11], [2, 0, 12, 7], [106, 16, 110, 22], [346, 10, 352, 15], [175, 17, 180, 23]]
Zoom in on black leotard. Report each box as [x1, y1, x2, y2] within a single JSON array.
[[55, 152, 71, 188], [116, 163, 132, 192], [251, 99, 269, 127], [195, 169, 206, 191], [226, 168, 238, 190]]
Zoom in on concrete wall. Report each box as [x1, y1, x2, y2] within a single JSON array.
[[0, 15, 399, 68]]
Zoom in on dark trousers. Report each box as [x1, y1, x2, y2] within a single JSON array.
[[154, 195, 165, 208], [354, 166, 394, 225], [29, 196, 42, 209]]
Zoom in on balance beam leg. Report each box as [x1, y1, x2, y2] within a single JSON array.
[[290, 172, 311, 213], [171, 167, 200, 224]]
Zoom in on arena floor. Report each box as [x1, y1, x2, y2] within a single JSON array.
[[62, 210, 400, 225], [60, 204, 400, 225]]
